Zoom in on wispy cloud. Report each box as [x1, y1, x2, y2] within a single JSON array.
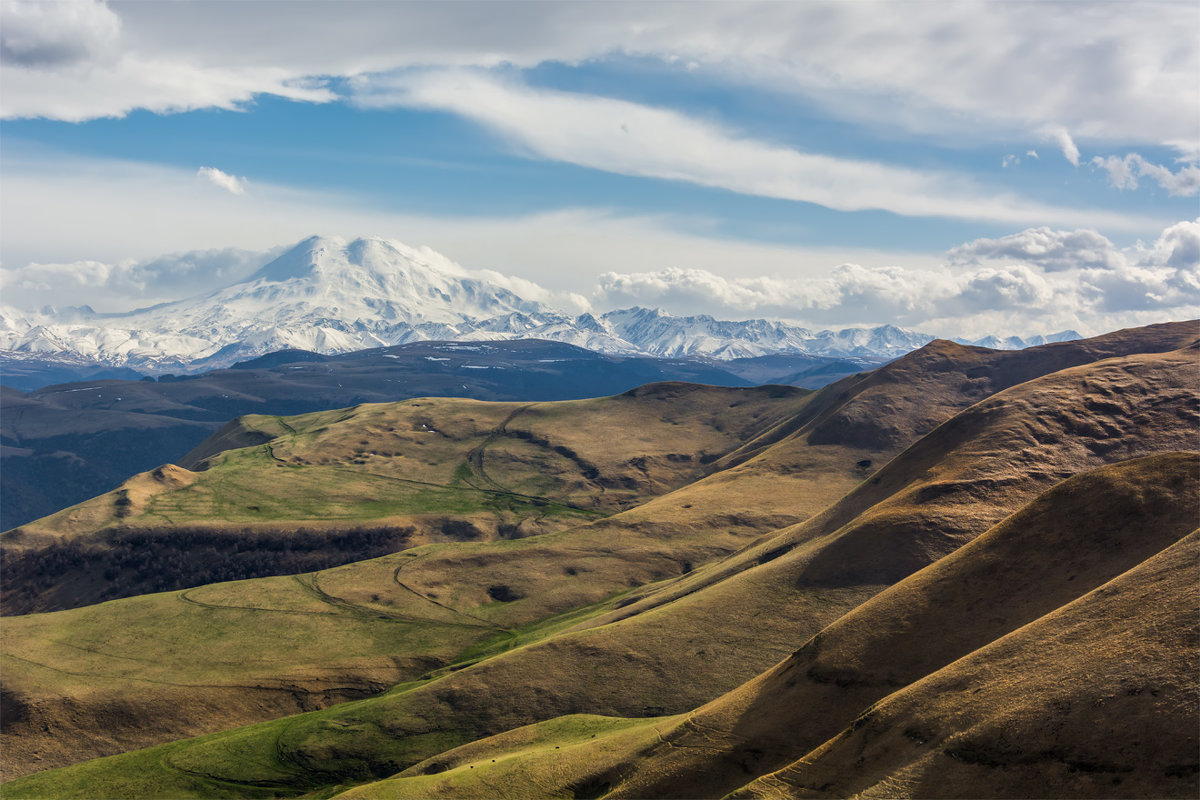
[[352, 70, 1146, 228], [197, 166, 247, 195], [1046, 127, 1080, 166], [0, 245, 282, 308], [3, 149, 1193, 336], [1, 1, 1195, 149]]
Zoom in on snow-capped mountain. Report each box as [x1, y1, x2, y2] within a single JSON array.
[[962, 331, 1082, 349], [0, 235, 1077, 370]]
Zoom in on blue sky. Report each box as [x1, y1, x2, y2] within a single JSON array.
[[0, 0, 1197, 336]]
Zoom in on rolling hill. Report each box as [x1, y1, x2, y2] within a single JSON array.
[[1, 339, 781, 532], [324, 457, 1198, 800], [1, 320, 1195, 798], [2, 380, 810, 613]]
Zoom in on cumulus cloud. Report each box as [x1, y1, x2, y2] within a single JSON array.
[[592, 218, 1200, 334], [0, 0, 119, 69], [946, 227, 1125, 271], [958, 264, 1055, 309], [197, 166, 247, 195], [354, 70, 1137, 228], [593, 260, 1087, 332], [593, 261, 1074, 329], [1091, 153, 1200, 197], [473, 268, 592, 314], [1135, 218, 1200, 269], [946, 220, 1200, 315]]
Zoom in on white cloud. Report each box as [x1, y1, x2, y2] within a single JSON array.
[[197, 166, 247, 195], [1165, 140, 1200, 163], [942, 220, 1200, 314], [0, 0, 119, 68], [472, 268, 592, 314], [1135, 218, 1200, 269], [1047, 127, 1081, 166], [1026, 150, 1039, 159], [1002, 154, 1019, 168], [592, 261, 1072, 330], [0, 246, 282, 310], [591, 219, 1200, 335], [946, 227, 1126, 271], [2, 148, 1193, 336], [352, 70, 1144, 229], [0, 1, 1195, 149], [1, 56, 334, 121], [1, 149, 947, 285], [1091, 153, 1200, 197]]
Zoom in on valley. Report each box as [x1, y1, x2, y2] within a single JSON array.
[[1, 320, 1196, 799], [3, 3, 1194, 797]]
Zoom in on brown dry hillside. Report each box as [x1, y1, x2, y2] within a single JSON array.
[[3, 327, 1193, 795], [7, 321, 1192, 618], [602, 452, 1200, 799], [713, 318, 1196, 466], [555, 341, 1198, 643], [247, 340, 1197, 788], [309, 454, 1200, 800], [734, 529, 1200, 800], [675, 320, 1197, 551]]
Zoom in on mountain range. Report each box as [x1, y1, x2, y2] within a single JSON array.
[[0, 235, 1078, 371]]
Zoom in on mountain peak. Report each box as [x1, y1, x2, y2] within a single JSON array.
[[249, 235, 347, 282], [0, 234, 1090, 370]]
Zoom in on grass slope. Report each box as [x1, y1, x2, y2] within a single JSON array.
[[328, 453, 1199, 800], [735, 529, 1200, 799], [3, 384, 809, 613], [601, 452, 1200, 799], [3, 329, 1195, 795], [0, 337, 762, 531]]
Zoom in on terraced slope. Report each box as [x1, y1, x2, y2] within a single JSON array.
[[3, 324, 1194, 797]]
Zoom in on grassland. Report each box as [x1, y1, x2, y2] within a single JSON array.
[[8, 451, 1195, 800], [3, 385, 812, 614], [9, 386, 814, 542], [2, 322, 1197, 799]]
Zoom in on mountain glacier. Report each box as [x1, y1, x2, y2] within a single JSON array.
[[0, 235, 1078, 370]]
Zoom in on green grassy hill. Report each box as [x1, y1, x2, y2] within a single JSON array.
[[2, 384, 810, 614], [325, 457, 1198, 800], [2, 322, 1197, 798]]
